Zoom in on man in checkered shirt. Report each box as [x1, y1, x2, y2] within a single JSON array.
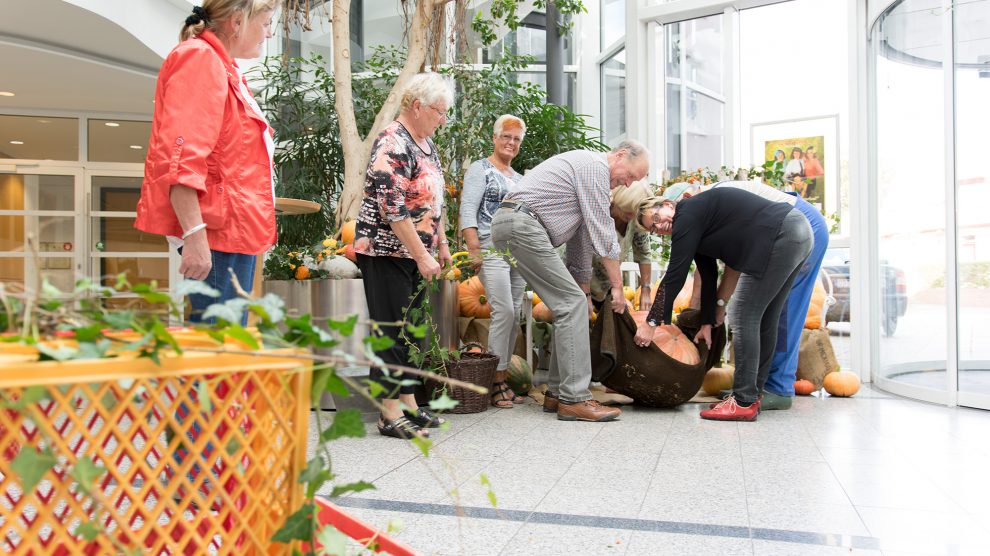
[[492, 140, 650, 422]]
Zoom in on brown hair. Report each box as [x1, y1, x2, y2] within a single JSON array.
[[179, 0, 281, 42]]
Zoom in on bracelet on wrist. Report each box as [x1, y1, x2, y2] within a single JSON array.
[[181, 223, 207, 240]]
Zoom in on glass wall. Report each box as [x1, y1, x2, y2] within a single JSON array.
[[601, 49, 627, 144], [664, 13, 724, 177], [872, 0, 990, 408]]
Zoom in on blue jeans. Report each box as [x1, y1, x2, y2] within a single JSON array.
[[184, 249, 257, 326], [764, 197, 830, 396]]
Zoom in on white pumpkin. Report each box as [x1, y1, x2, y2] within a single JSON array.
[[319, 255, 361, 279]]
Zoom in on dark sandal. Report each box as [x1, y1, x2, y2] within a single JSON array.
[[403, 407, 445, 428], [377, 415, 428, 439], [491, 382, 515, 408], [493, 380, 526, 406]]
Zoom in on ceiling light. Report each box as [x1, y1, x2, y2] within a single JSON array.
[[10, 140, 24, 145], [37, 119, 51, 124], [0, 91, 14, 97], [129, 145, 143, 149], [104, 122, 120, 127]]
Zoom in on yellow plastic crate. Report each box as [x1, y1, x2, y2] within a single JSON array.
[[0, 349, 312, 555]]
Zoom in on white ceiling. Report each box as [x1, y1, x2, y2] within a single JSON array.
[[0, 0, 162, 116]]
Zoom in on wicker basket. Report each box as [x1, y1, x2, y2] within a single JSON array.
[[426, 343, 499, 414]]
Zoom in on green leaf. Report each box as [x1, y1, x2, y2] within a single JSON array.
[[76, 340, 111, 360], [72, 325, 102, 342], [367, 380, 385, 399], [428, 393, 459, 412], [76, 521, 100, 541], [3, 385, 48, 410], [410, 436, 433, 458], [37, 344, 78, 361], [223, 324, 259, 350], [271, 503, 315, 543], [298, 456, 325, 484], [328, 480, 375, 498], [326, 314, 358, 336], [404, 323, 428, 339], [12, 447, 56, 493], [480, 473, 498, 508], [315, 525, 348, 555], [176, 279, 221, 299], [363, 335, 395, 352], [224, 437, 241, 457], [71, 457, 105, 492], [102, 310, 136, 330], [197, 381, 212, 414], [131, 283, 172, 304], [319, 409, 366, 442]]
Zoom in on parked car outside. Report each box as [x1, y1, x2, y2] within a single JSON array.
[[820, 248, 908, 336]]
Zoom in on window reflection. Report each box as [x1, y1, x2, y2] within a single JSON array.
[[601, 49, 626, 144]]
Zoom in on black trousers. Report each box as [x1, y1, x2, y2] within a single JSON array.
[[356, 253, 426, 398]]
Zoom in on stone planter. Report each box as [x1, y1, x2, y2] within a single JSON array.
[[312, 278, 373, 412], [262, 279, 312, 318]]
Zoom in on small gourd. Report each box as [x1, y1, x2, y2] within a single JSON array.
[[702, 366, 734, 396], [794, 379, 816, 396]]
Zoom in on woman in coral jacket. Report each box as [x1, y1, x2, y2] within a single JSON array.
[[135, 0, 279, 324]]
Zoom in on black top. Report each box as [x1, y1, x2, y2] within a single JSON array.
[[646, 187, 794, 326]]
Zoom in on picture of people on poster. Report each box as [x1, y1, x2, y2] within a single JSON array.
[[763, 135, 825, 209]]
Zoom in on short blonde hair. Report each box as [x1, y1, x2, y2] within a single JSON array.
[[400, 73, 455, 112], [180, 0, 280, 42], [493, 115, 526, 138]]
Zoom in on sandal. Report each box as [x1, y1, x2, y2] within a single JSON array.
[[403, 407, 445, 428], [377, 415, 428, 439], [491, 381, 526, 408]]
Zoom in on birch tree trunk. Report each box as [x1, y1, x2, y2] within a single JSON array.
[[331, 0, 443, 227]]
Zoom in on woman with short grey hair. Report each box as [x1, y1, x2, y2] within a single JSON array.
[[353, 72, 455, 438], [460, 114, 528, 408]]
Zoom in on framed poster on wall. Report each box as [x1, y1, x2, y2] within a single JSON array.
[[750, 115, 838, 215]]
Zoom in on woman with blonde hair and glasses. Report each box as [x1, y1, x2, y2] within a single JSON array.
[[460, 115, 528, 408], [136, 0, 280, 325]]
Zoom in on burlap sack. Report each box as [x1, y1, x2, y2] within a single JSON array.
[[590, 293, 711, 408], [797, 328, 839, 388]]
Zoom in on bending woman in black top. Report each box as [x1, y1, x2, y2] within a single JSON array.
[[634, 187, 813, 421]]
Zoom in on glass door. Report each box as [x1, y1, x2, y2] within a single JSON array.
[[0, 167, 84, 295], [953, 0, 990, 410], [86, 172, 176, 311]]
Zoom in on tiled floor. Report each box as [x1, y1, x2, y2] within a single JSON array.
[[311, 386, 990, 556]]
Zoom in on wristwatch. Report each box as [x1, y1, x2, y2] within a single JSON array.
[[716, 298, 727, 307]]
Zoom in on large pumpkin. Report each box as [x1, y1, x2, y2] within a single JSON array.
[[630, 310, 701, 365], [340, 220, 357, 245], [702, 366, 734, 396], [532, 302, 553, 322], [823, 370, 860, 397], [458, 277, 490, 318], [804, 279, 827, 329]]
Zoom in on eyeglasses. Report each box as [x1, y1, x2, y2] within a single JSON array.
[[427, 104, 451, 121], [498, 133, 523, 144]]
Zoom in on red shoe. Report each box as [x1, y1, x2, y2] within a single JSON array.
[[700, 396, 759, 421], [709, 393, 763, 409]]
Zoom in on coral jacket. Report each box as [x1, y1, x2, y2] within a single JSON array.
[[135, 30, 276, 255]]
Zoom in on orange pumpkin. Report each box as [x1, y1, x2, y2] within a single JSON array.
[[673, 275, 695, 314], [823, 370, 860, 397], [342, 244, 357, 263], [794, 379, 816, 396], [294, 265, 310, 280], [340, 220, 357, 245], [804, 280, 827, 329], [531, 291, 542, 306], [458, 277, 491, 318], [630, 311, 701, 365], [532, 302, 553, 322], [702, 366, 735, 396]]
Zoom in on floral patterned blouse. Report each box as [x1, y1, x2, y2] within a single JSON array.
[[353, 121, 445, 259]]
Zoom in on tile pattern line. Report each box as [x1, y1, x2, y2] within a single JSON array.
[[332, 496, 883, 550]]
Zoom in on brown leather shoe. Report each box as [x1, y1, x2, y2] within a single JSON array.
[[542, 390, 559, 413], [557, 399, 621, 422]]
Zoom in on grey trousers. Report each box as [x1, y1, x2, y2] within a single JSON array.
[[491, 209, 593, 402], [477, 244, 527, 371], [728, 209, 814, 405]]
